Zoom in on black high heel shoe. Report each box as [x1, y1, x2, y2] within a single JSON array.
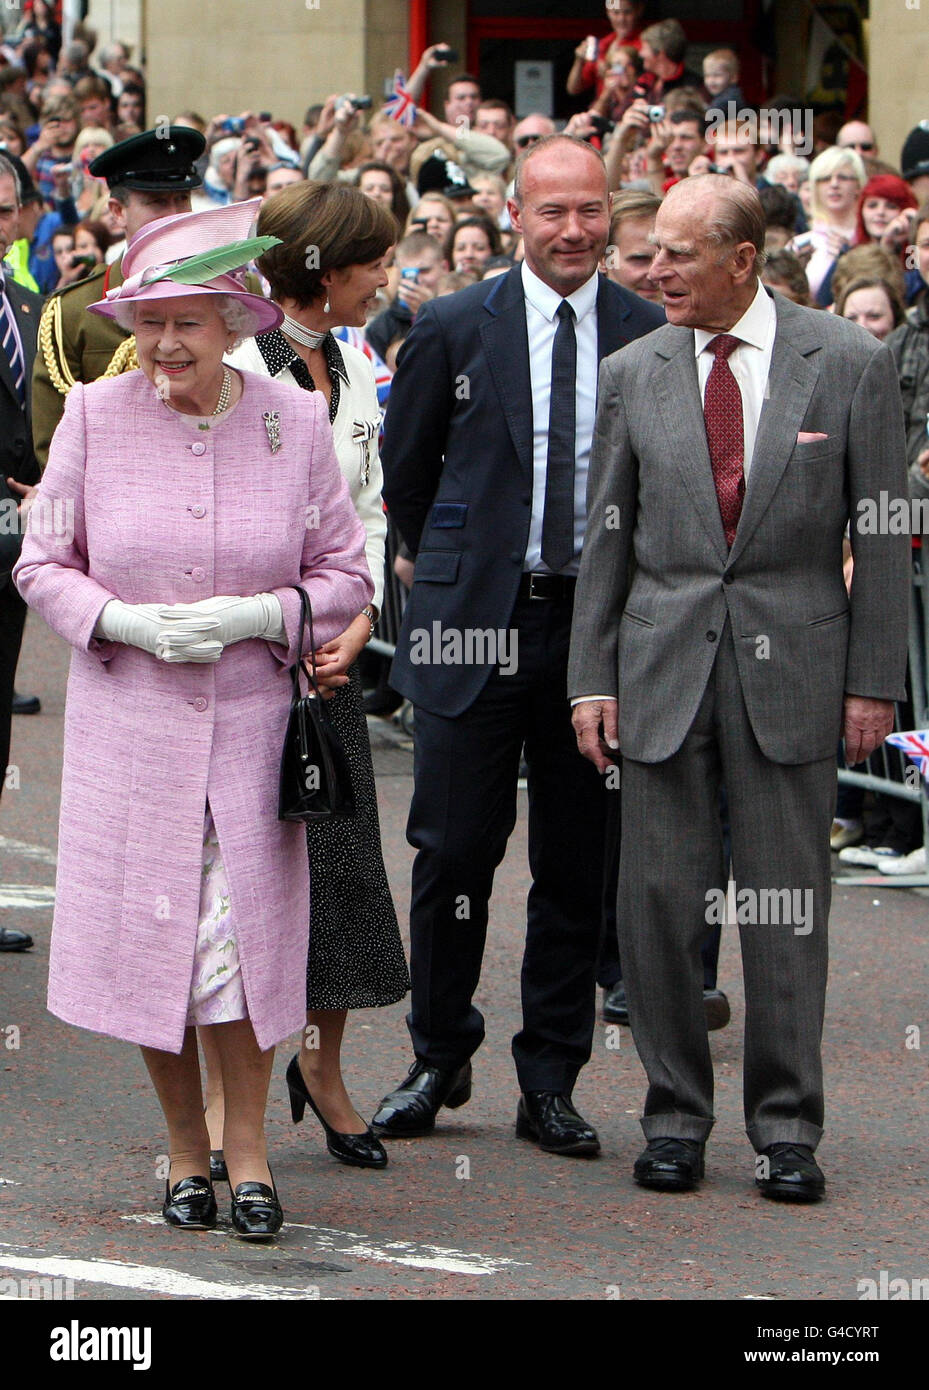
[[230, 1173, 283, 1240], [162, 1175, 217, 1230], [285, 1054, 387, 1169]]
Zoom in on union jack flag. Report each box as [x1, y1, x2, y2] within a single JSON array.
[[382, 70, 418, 127], [886, 729, 929, 780]]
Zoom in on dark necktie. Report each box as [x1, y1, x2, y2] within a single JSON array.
[[0, 285, 25, 407], [703, 333, 744, 548], [541, 299, 577, 572]]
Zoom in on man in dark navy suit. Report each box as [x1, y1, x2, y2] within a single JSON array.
[[375, 135, 663, 1153], [0, 153, 42, 952]]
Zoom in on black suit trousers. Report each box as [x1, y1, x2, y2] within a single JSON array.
[[405, 590, 608, 1092], [0, 581, 27, 806]]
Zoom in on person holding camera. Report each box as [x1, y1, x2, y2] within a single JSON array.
[[366, 229, 447, 362]]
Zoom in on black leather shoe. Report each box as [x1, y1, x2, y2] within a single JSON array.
[[209, 1150, 228, 1183], [12, 691, 40, 715], [516, 1092, 600, 1156], [602, 983, 629, 1024], [285, 1054, 387, 1168], [371, 1059, 472, 1137], [703, 988, 731, 1031], [0, 926, 33, 952], [231, 1179, 283, 1240], [756, 1143, 825, 1202], [633, 1138, 705, 1191], [162, 1175, 217, 1229]]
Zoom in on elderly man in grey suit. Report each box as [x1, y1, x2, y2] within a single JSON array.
[[569, 175, 910, 1201]]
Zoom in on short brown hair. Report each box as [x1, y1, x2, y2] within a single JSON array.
[[257, 180, 397, 308], [641, 19, 687, 64], [73, 75, 111, 105], [609, 188, 661, 240], [41, 93, 79, 124], [836, 274, 905, 328]]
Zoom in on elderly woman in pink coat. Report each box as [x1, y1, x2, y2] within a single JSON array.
[[13, 200, 372, 1240]]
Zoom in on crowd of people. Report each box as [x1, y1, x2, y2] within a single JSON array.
[[0, 1, 924, 1238]]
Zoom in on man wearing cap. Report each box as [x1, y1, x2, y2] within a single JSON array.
[[31, 125, 205, 467], [901, 121, 929, 206]]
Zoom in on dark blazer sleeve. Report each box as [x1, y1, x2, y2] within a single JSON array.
[[380, 300, 454, 555]]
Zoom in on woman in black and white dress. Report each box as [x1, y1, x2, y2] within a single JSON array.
[[206, 181, 409, 1170]]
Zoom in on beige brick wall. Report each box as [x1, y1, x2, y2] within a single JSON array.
[[143, 0, 408, 130], [869, 0, 929, 173]]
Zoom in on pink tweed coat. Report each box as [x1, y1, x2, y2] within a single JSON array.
[[13, 368, 373, 1053]]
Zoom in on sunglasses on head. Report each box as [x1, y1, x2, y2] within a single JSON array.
[[515, 133, 542, 149]]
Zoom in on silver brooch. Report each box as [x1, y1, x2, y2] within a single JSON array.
[[263, 410, 281, 454]]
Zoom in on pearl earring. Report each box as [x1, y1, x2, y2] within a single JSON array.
[[323, 296, 330, 314]]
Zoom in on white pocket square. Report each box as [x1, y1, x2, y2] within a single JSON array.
[[797, 431, 829, 444]]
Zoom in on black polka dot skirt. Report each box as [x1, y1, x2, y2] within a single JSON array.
[[305, 665, 410, 1009]]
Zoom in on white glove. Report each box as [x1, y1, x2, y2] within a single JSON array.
[[158, 594, 286, 647], [94, 599, 222, 663]]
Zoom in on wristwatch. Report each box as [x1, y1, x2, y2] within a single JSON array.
[[361, 605, 377, 642]]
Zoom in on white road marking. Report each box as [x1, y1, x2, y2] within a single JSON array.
[[0, 835, 57, 867], [0, 1179, 23, 1186], [0, 1247, 313, 1301], [0, 885, 55, 909], [123, 1214, 529, 1276]]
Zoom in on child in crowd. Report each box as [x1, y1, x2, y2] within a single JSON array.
[[702, 48, 744, 114]]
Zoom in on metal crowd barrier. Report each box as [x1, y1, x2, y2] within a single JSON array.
[[837, 548, 929, 887]]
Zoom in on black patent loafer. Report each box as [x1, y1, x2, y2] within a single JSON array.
[[371, 1059, 472, 1137], [0, 926, 33, 952], [756, 1143, 825, 1202], [703, 988, 731, 1031], [12, 691, 40, 715], [602, 983, 629, 1024], [162, 1176, 217, 1229], [516, 1092, 601, 1156], [633, 1137, 705, 1191], [285, 1055, 387, 1168], [230, 1180, 283, 1240]]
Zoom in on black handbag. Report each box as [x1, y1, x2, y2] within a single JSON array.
[[278, 585, 356, 821]]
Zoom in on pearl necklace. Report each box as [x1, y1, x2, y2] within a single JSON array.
[[212, 366, 232, 415], [282, 312, 327, 350]]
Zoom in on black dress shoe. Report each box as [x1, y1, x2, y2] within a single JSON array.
[[12, 691, 40, 715], [0, 926, 33, 952], [633, 1137, 705, 1191], [371, 1059, 472, 1137], [516, 1092, 601, 1156], [231, 1179, 283, 1240], [162, 1175, 217, 1229], [755, 1143, 825, 1202], [703, 988, 731, 1031], [209, 1150, 228, 1183], [602, 982, 629, 1024], [285, 1054, 387, 1168]]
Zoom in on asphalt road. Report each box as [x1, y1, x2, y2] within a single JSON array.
[[2, 611, 928, 1315]]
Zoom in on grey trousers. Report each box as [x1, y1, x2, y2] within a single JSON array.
[[618, 622, 834, 1152]]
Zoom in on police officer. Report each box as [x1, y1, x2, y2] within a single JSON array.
[[32, 125, 205, 466]]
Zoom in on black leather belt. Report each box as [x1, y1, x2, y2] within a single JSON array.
[[518, 572, 578, 601]]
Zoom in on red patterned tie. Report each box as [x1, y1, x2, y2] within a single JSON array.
[[703, 333, 744, 548]]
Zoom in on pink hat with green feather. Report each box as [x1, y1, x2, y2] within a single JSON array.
[[88, 197, 283, 333]]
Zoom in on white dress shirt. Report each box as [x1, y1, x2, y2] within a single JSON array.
[[694, 278, 776, 480], [522, 259, 600, 575]]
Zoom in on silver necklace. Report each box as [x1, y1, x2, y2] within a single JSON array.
[[212, 366, 232, 415], [282, 312, 326, 350]]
